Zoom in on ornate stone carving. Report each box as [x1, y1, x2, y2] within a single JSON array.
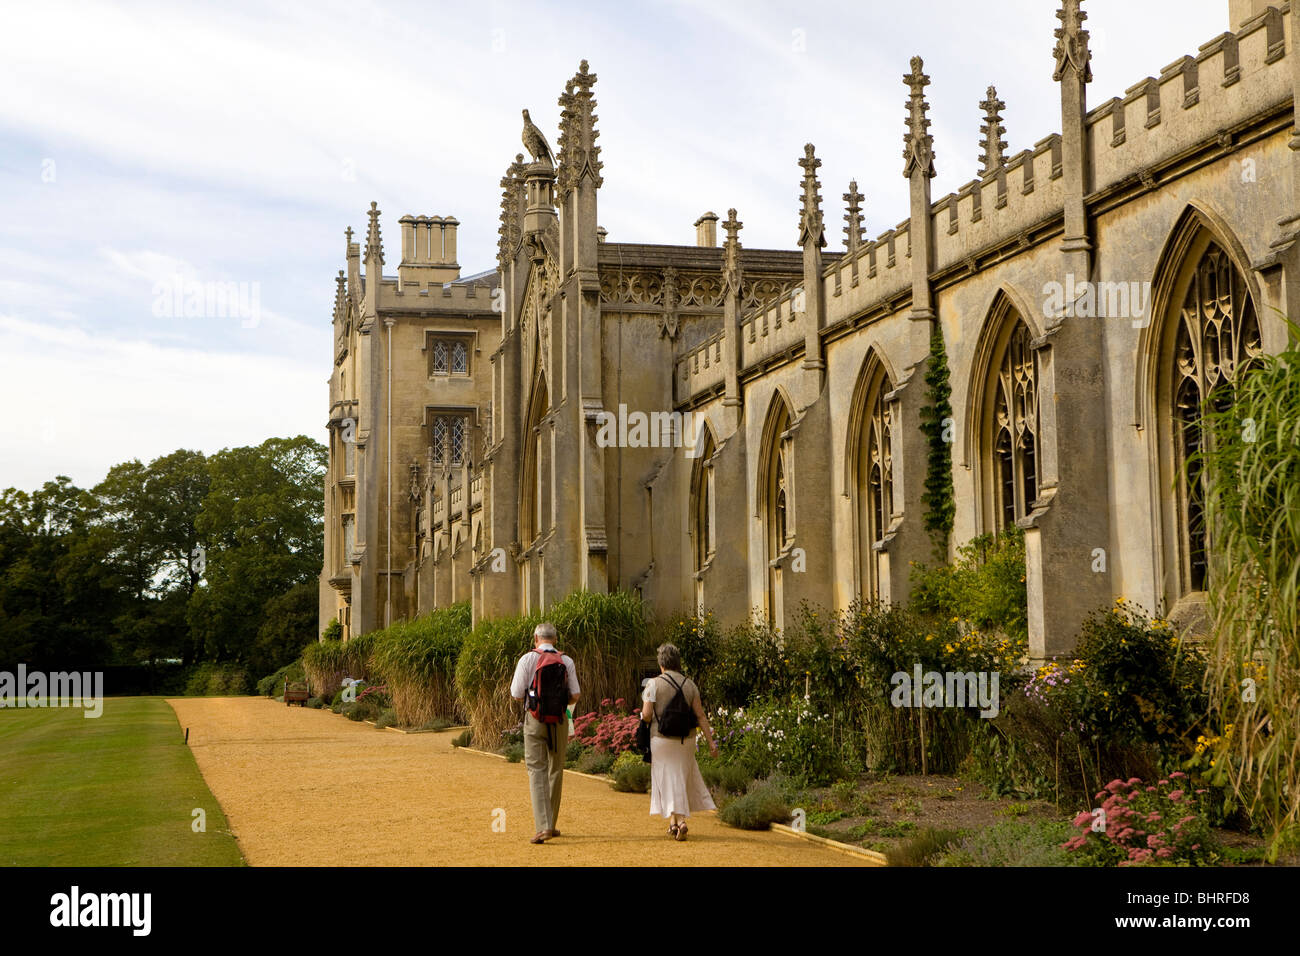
[[978, 86, 1008, 175], [660, 266, 680, 339], [843, 180, 865, 256], [798, 143, 825, 248], [521, 109, 554, 165], [556, 60, 603, 198], [903, 57, 936, 179], [364, 201, 384, 264], [497, 154, 526, 264], [1053, 0, 1093, 83], [722, 208, 744, 296]]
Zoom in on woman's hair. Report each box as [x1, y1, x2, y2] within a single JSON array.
[[656, 642, 682, 672]]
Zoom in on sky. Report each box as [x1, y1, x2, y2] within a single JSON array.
[[0, 0, 1233, 493]]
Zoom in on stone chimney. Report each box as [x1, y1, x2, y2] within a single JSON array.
[[398, 214, 461, 287], [694, 211, 719, 247]]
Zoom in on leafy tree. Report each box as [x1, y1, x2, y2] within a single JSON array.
[[919, 323, 956, 560]]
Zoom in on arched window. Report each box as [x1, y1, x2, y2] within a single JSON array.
[[981, 316, 1039, 532], [521, 379, 549, 546], [761, 397, 793, 628], [691, 427, 717, 616], [1166, 240, 1261, 594], [692, 428, 716, 573], [854, 359, 894, 601]]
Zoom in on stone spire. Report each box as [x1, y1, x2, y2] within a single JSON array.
[[843, 180, 865, 255], [364, 201, 384, 265], [721, 208, 744, 294], [556, 59, 603, 198], [332, 269, 346, 324], [797, 143, 826, 248], [902, 56, 936, 179], [978, 86, 1008, 176], [1053, 0, 1093, 84]]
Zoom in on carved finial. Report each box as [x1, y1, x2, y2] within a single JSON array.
[[521, 109, 555, 166], [798, 143, 826, 248], [364, 202, 384, 264], [978, 85, 1008, 176], [903, 56, 936, 179], [557, 60, 602, 195], [1053, 0, 1093, 83], [843, 180, 865, 254], [332, 269, 347, 323], [722, 208, 744, 294], [344, 226, 354, 250], [498, 154, 527, 263]]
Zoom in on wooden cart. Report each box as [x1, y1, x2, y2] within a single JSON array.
[[284, 680, 310, 706]]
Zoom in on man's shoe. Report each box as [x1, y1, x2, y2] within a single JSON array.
[[548, 828, 560, 838], [530, 831, 549, 844]]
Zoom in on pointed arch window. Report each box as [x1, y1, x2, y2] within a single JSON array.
[[762, 399, 794, 628], [1168, 241, 1261, 593], [982, 317, 1039, 532], [856, 363, 894, 600], [692, 430, 717, 573]]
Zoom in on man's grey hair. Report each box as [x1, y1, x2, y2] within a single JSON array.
[[656, 642, 681, 672], [534, 622, 558, 643]]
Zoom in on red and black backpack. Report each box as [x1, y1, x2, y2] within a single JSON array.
[[527, 649, 569, 724]]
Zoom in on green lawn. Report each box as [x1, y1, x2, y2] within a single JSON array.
[[0, 697, 244, 866]]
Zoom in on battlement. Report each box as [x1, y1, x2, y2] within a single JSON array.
[[375, 274, 500, 314]]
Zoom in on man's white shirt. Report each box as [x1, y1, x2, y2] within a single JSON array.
[[510, 643, 581, 700]]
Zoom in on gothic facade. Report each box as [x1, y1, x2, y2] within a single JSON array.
[[322, 0, 1300, 660]]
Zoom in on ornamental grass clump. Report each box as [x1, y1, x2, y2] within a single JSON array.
[[455, 590, 654, 749], [1061, 774, 1219, 866], [370, 601, 471, 727], [717, 777, 792, 830], [302, 631, 377, 698], [1196, 324, 1300, 858]]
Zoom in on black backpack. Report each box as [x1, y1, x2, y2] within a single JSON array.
[[656, 673, 698, 741]]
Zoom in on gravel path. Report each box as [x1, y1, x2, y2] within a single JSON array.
[[166, 696, 869, 867]]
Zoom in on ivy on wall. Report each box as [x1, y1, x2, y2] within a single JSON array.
[[919, 323, 955, 560]]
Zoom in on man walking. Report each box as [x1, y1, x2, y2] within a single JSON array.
[[510, 622, 580, 844]]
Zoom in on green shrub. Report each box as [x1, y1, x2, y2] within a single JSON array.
[[257, 658, 307, 697], [611, 751, 652, 793], [565, 739, 587, 765], [451, 729, 472, 748], [909, 528, 1029, 643], [966, 602, 1206, 805], [420, 717, 454, 732], [322, 619, 342, 641], [305, 696, 323, 709], [183, 662, 251, 696], [886, 827, 963, 867], [698, 757, 754, 796], [711, 697, 843, 786], [331, 699, 344, 714], [371, 602, 471, 727], [717, 777, 792, 830], [935, 820, 1080, 867], [504, 742, 525, 763], [575, 749, 618, 775], [375, 708, 399, 729]]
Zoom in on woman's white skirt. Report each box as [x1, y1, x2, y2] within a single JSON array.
[[648, 734, 717, 819]]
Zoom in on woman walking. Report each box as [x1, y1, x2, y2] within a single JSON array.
[[639, 642, 718, 841]]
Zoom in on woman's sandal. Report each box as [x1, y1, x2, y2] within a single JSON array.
[[674, 823, 688, 842], [668, 823, 679, 838]]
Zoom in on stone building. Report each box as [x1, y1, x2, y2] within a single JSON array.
[[322, 0, 1300, 660]]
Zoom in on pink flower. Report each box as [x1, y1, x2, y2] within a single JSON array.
[[1170, 771, 1187, 779], [1105, 779, 1127, 793], [1127, 777, 1142, 786], [1156, 848, 1173, 859], [1168, 790, 1184, 801], [1073, 811, 1094, 828], [1146, 786, 1157, 792]]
